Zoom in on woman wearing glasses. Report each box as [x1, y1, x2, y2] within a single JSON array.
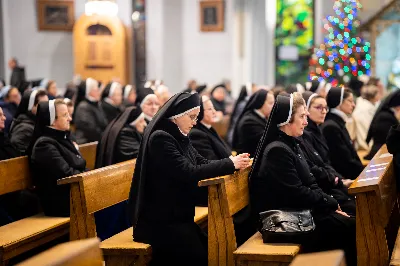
[[321, 87, 364, 180], [128, 92, 250, 266], [301, 91, 355, 215]]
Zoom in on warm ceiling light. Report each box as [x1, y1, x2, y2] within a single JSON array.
[[85, 0, 118, 16]]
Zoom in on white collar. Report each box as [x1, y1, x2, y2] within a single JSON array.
[[104, 97, 116, 106], [86, 95, 97, 102], [254, 109, 265, 119], [330, 108, 349, 123], [143, 113, 153, 121], [201, 121, 212, 129]]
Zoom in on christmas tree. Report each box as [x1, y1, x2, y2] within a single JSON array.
[[309, 0, 371, 87]]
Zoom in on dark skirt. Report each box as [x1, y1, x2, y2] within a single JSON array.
[[134, 221, 207, 266]]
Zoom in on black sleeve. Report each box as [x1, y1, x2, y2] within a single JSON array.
[[31, 140, 82, 179], [75, 105, 102, 142], [190, 130, 219, 161], [263, 146, 338, 211], [10, 124, 33, 154], [322, 124, 364, 179], [115, 129, 141, 161], [240, 117, 265, 156], [150, 133, 235, 185]]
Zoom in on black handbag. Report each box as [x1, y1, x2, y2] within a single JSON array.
[[259, 209, 315, 244]]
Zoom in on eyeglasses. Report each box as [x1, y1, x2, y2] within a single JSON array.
[[312, 105, 328, 112], [187, 114, 198, 122], [205, 107, 216, 112]]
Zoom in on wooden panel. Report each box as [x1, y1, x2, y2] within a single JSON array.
[[82, 161, 136, 214], [16, 238, 103, 266], [79, 141, 97, 170], [391, 228, 400, 266], [224, 167, 251, 216], [289, 250, 346, 266], [0, 156, 31, 195]]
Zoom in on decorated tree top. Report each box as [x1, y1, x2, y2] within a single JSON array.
[[309, 0, 371, 87]]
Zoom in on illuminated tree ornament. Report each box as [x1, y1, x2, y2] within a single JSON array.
[[309, 0, 370, 84]]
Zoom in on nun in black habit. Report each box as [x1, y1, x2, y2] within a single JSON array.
[[128, 92, 250, 266], [301, 91, 355, 215], [123, 85, 137, 107], [232, 89, 274, 157], [189, 95, 232, 206], [28, 100, 86, 217], [94, 107, 145, 240], [210, 84, 227, 114], [9, 88, 48, 154], [365, 89, 400, 159], [321, 87, 364, 179], [101, 82, 123, 123], [74, 78, 108, 144], [249, 93, 356, 265]]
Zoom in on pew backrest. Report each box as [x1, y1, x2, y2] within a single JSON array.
[[349, 144, 396, 266], [0, 142, 98, 196], [198, 167, 251, 265], [57, 159, 136, 240], [79, 141, 98, 170], [16, 238, 103, 266]]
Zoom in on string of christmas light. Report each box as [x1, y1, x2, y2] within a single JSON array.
[[309, 0, 370, 87]]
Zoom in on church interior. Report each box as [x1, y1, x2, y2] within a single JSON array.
[[1, 0, 400, 265]]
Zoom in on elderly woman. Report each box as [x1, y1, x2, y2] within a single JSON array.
[[140, 93, 160, 124], [101, 82, 123, 123], [74, 78, 108, 144], [128, 92, 250, 266], [28, 99, 86, 217], [322, 87, 364, 179], [250, 92, 356, 265]]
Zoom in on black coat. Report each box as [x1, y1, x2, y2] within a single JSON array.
[[235, 110, 267, 156], [189, 122, 232, 206], [114, 124, 142, 163], [387, 125, 400, 193], [101, 100, 121, 123], [10, 67, 26, 94], [321, 113, 364, 179], [134, 120, 235, 265], [0, 132, 20, 160], [75, 99, 108, 144], [303, 119, 331, 164], [189, 123, 231, 160], [250, 131, 339, 218], [366, 109, 398, 159], [299, 136, 355, 215], [30, 127, 86, 217], [9, 113, 35, 154]]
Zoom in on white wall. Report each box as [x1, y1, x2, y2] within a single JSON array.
[[146, 0, 234, 93], [1, 0, 131, 88]]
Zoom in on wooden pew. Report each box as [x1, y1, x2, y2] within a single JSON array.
[[199, 167, 300, 266], [58, 159, 209, 266], [0, 142, 98, 266], [349, 144, 398, 266], [391, 229, 400, 266], [289, 250, 346, 266], [16, 238, 103, 266], [78, 141, 98, 170]]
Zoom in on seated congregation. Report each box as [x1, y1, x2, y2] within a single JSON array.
[[1, 74, 400, 266]]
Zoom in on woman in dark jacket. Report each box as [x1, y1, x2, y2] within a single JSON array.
[[250, 92, 356, 265], [128, 92, 250, 266], [28, 99, 86, 217], [9, 89, 48, 154], [321, 87, 364, 179], [387, 124, 400, 192], [365, 90, 400, 159], [0, 86, 20, 135], [301, 91, 355, 215], [94, 106, 145, 240], [74, 78, 108, 144], [233, 89, 275, 156], [189, 95, 231, 206], [101, 82, 123, 123]]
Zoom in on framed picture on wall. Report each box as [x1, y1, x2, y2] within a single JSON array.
[[37, 0, 75, 31], [200, 1, 224, 32]]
